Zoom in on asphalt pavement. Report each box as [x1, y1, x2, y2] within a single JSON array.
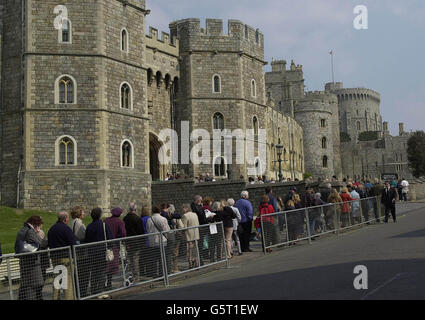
[[117, 202, 425, 300]]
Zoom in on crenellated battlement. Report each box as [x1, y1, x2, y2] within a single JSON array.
[[169, 18, 264, 59], [145, 26, 179, 57], [303, 91, 338, 104]]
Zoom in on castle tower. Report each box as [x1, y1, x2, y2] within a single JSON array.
[[0, 0, 151, 212], [294, 91, 338, 180], [169, 18, 267, 179]]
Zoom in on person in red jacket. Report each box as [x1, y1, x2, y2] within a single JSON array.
[[258, 195, 276, 253], [340, 187, 354, 227]]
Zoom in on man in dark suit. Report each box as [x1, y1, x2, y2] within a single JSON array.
[[381, 181, 398, 223]]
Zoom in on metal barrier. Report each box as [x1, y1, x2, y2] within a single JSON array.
[[0, 247, 74, 300], [0, 222, 227, 300], [261, 197, 383, 253], [72, 222, 227, 300]]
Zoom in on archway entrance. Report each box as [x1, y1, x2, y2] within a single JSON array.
[[149, 133, 164, 181]]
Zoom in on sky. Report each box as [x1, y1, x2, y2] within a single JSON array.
[[145, 0, 425, 136]]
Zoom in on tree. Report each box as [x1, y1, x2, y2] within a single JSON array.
[[407, 131, 425, 178]]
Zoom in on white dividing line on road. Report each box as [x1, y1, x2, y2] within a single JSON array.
[[360, 272, 413, 300]]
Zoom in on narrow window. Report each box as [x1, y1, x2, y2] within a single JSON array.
[[320, 119, 326, 128], [213, 113, 224, 130], [253, 116, 259, 138], [121, 29, 128, 52], [62, 19, 70, 43], [251, 79, 256, 97], [322, 137, 327, 149], [59, 137, 74, 165], [214, 157, 226, 177], [122, 141, 132, 167], [121, 83, 131, 109], [323, 156, 328, 168], [213, 75, 221, 93], [58, 77, 74, 104], [357, 121, 361, 131]]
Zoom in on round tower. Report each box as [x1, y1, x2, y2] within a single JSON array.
[[295, 91, 338, 180]]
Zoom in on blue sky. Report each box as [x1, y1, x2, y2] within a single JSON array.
[[145, 0, 425, 136]]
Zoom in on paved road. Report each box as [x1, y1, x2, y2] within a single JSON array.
[[119, 202, 425, 300]]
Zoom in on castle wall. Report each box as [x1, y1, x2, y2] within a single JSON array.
[[14, 0, 151, 213], [0, 0, 24, 206]]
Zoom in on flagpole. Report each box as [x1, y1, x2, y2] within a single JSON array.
[[330, 50, 335, 84]]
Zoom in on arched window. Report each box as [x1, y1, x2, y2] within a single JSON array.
[[147, 69, 153, 86], [120, 82, 132, 110], [164, 74, 171, 90], [55, 136, 77, 166], [213, 112, 224, 130], [214, 156, 226, 177], [156, 71, 162, 88], [213, 75, 221, 93], [357, 121, 361, 131], [121, 28, 128, 52], [251, 79, 256, 97], [255, 29, 259, 44], [59, 18, 72, 43], [322, 156, 328, 168], [253, 116, 259, 138], [121, 140, 134, 168], [321, 137, 327, 149], [57, 76, 75, 104], [173, 77, 179, 94]]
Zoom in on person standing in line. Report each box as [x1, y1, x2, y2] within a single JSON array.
[[227, 198, 242, 256], [69, 206, 90, 297], [139, 206, 151, 277], [160, 203, 182, 273], [15, 216, 49, 300], [48, 212, 78, 300], [212, 201, 236, 260], [349, 186, 361, 224], [176, 204, 200, 269], [258, 195, 276, 253], [382, 181, 398, 223], [401, 178, 409, 202], [327, 188, 343, 230], [235, 191, 254, 253], [146, 206, 170, 278], [191, 195, 208, 265], [397, 180, 403, 203], [84, 208, 113, 297], [369, 178, 384, 222], [123, 202, 144, 280], [104, 207, 127, 290], [340, 188, 354, 228]]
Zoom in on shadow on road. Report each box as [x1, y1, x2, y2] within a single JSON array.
[[121, 258, 425, 300]]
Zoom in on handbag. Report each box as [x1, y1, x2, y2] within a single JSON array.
[[103, 222, 114, 262]]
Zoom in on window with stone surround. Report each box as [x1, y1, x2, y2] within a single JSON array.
[[214, 156, 226, 177], [251, 79, 257, 97], [321, 137, 327, 149], [213, 75, 221, 93], [322, 155, 328, 168], [120, 82, 133, 110], [55, 75, 77, 104], [55, 136, 77, 166], [213, 113, 224, 130], [121, 140, 134, 168], [58, 18, 72, 44], [320, 119, 327, 128], [121, 28, 129, 52]]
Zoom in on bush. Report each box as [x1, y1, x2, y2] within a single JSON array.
[[358, 131, 379, 141]]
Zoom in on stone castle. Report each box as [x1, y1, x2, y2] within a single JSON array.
[[0, 0, 414, 213]]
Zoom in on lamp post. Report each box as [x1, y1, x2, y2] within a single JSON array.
[[276, 138, 284, 182]]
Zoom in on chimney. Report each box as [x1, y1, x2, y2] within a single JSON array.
[[399, 123, 404, 136]]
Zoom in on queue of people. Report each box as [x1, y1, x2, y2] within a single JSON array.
[[11, 177, 405, 300]]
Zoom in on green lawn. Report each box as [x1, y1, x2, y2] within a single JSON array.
[[0, 206, 91, 255]]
